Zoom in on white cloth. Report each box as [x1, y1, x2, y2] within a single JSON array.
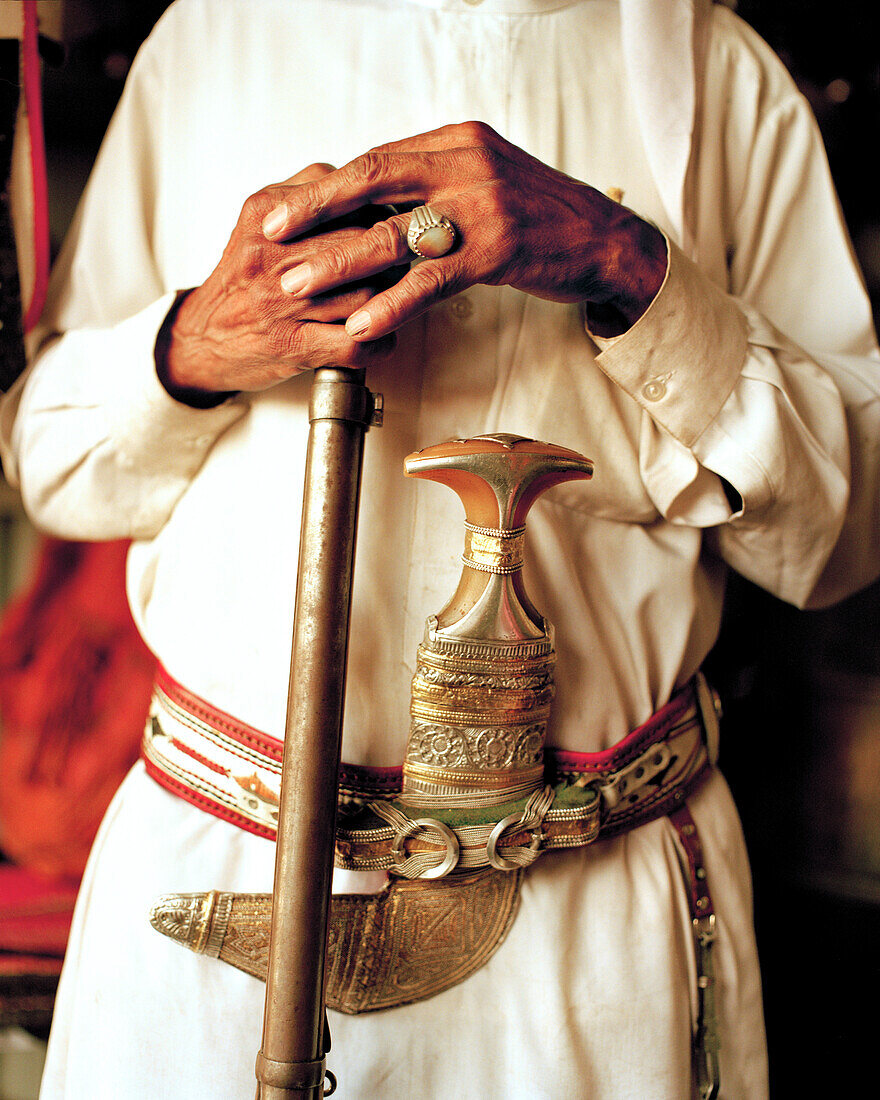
[[2, 1, 879, 1097]]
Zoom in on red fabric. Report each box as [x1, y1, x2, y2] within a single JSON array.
[[21, 0, 50, 333], [0, 538, 156, 878], [0, 864, 78, 957]]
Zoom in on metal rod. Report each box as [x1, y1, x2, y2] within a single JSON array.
[[255, 367, 377, 1099]]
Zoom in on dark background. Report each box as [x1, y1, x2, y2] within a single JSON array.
[[37, 1, 880, 1095]]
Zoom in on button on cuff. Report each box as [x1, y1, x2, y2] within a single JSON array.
[[642, 378, 668, 402]]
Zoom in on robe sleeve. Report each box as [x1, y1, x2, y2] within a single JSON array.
[[0, 14, 247, 541], [589, 75, 880, 610]]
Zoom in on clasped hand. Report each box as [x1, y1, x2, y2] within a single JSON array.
[[164, 124, 667, 398]]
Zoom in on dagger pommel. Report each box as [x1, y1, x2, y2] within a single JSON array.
[[404, 433, 593, 533]]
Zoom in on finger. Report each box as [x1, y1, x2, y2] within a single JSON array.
[[262, 220, 396, 278], [261, 125, 499, 241], [368, 121, 497, 157], [289, 322, 397, 372], [290, 283, 383, 325], [262, 157, 420, 240], [261, 320, 396, 383], [344, 254, 467, 341], [283, 162, 336, 185], [256, 164, 336, 214], [279, 212, 412, 297]]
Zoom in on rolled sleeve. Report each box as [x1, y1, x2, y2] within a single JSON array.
[[584, 238, 853, 607]]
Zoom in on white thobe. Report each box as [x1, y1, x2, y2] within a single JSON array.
[[2, 1, 879, 1098]]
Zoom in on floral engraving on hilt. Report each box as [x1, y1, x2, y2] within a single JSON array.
[[407, 721, 545, 771]]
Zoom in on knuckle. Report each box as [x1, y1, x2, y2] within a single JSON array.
[[253, 296, 282, 339], [366, 219, 406, 258], [457, 120, 497, 148], [492, 202, 517, 241], [470, 143, 503, 179], [336, 342, 367, 368], [268, 319, 306, 361], [321, 247, 353, 279], [479, 181, 516, 239], [301, 161, 335, 181], [239, 240, 266, 279], [349, 150, 387, 188], [240, 190, 273, 225], [348, 286, 376, 310], [300, 181, 327, 221]]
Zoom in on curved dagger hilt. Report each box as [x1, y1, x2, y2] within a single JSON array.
[[402, 434, 593, 811]]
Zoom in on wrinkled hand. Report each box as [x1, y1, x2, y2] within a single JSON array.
[[261, 123, 668, 343], [161, 164, 400, 400]]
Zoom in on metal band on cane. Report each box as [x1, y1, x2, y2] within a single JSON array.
[[254, 1053, 336, 1096]]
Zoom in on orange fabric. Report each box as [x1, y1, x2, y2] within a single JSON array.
[[0, 538, 156, 878]]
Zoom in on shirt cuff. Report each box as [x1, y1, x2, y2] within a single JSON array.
[[587, 238, 748, 448], [108, 293, 246, 471]]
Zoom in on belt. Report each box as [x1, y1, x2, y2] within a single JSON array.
[[142, 664, 720, 874]]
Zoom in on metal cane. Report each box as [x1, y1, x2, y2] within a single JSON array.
[[254, 367, 381, 1099]]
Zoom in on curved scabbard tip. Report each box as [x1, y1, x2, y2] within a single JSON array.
[[149, 892, 205, 948], [150, 890, 264, 970]]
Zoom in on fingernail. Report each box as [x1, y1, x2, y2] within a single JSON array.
[[262, 204, 288, 238], [281, 264, 311, 295], [346, 310, 371, 337]]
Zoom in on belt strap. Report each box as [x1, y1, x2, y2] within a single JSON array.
[[670, 803, 720, 1100], [142, 667, 284, 840], [142, 666, 719, 862]]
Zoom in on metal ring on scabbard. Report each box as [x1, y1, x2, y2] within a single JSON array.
[[486, 813, 544, 871], [407, 205, 457, 258]]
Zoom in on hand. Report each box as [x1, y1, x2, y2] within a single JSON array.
[[160, 164, 401, 401], [260, 123, 668, 342]]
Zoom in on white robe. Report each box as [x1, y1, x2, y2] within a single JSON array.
[[2, 1, 879, 1097]]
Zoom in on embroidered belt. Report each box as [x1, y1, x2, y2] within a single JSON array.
[[142, 665, 721, 873]]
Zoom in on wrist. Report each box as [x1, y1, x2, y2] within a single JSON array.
[[155, 289, 238, 408], [586, 217, 668, 338]]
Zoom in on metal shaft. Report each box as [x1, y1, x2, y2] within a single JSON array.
[[256, 368, 377, 1099]]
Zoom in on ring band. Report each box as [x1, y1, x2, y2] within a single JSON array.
[[407, 205, 457, 258]]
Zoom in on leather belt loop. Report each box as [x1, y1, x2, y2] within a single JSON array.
[[668, 803, 714, 922]]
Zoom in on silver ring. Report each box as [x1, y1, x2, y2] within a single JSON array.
[[407, 205, 457, 258], [486, 812, 544, 871], [391, 817, 460, 879]]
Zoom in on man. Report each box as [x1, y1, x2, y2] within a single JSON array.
[[2, 1, 879, 1096]]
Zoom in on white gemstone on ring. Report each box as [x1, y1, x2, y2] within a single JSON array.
[[407, 205, 457, 258]]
